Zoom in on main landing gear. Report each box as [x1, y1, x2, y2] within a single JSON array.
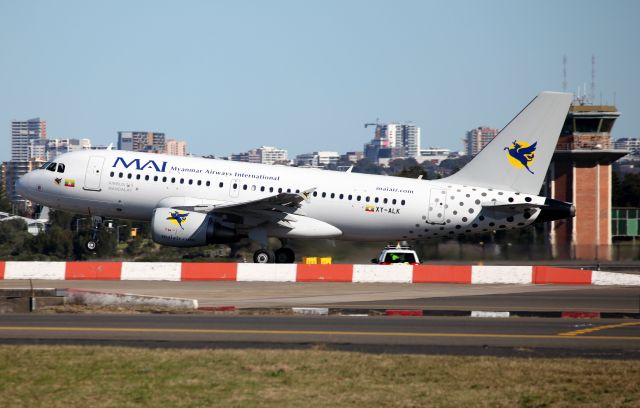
[[252, 246, 296, 264]]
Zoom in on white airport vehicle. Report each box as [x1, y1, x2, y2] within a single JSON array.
[[371, 244, 420, 265], [16, 92, 575, 263]]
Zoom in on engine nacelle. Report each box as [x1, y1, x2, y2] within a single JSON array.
[[151, 207, 239, 247]]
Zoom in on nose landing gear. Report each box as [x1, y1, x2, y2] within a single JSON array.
[[85, 216, 103, 251]]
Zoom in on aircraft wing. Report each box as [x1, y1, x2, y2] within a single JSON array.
[[481, 202, 544, 212], [173, 188, 316, 216]]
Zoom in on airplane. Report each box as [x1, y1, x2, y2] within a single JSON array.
[[16, 91, 575, 263]]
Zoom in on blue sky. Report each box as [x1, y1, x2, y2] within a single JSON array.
[[1, 0, 638, 160]]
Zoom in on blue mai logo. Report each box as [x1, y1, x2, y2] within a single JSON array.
[[504, 140, 537, 174], [112, 157, 167, 172]]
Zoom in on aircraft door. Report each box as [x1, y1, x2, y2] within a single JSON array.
[[229, 179, 240, 198], [427, 188, 446, 224], [83, 156, 105, 191]]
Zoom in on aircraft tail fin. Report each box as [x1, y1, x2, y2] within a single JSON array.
[[443, 92, 572, 195]]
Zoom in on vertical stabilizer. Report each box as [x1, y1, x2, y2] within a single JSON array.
[[443, 92, 572, 194]]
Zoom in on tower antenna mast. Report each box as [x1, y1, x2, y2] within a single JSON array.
[[590, 55, 596, 105], [562, 55, 567, 92]]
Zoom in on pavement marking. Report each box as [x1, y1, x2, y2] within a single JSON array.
[[308, 304, 640, 313], [559, 322, 640, 337], [0, 326, 639, 341]]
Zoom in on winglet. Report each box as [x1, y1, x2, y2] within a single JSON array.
[[299, 187, 316, 202]]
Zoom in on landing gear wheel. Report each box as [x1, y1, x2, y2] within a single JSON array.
[[253, 249, 275, 264], [86, 240, 97, 251], [275, 247, 295, 263]]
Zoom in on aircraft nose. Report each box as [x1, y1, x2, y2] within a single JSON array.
[[16, 173, 31, 197]]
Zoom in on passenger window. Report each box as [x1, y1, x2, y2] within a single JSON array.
[[233, 183, 238, 189], [154, 176, 158, 182], [180, 178, 184, 184], [357, 196, 361, 201], [392, 199, 397, 205], [375, 197, 379, 203], [206, 181, 210, 187], [383, 198, 388, 204], [401, 200, 405, 206], [219, 182, 223, 188], [136, 174, 141, 180], [330, 193, 335, 199], [119, 172, 123, 178], [313, 191, 318, 197], [295, 189, 300, 193], [286, 188, 291, 193], [243, 185, 248, 190], [269, 187, 273, 192], [322, 192, 326, 198], [171, 177, 176, 183], [162, 176, 167, 182], [278, 188, 283, 193], [47, 162, 57, 172], [260, 186, 265, 192], [348, 194, 352, 200], [365, 196, 370, 202], [110, 171, 114, 177], [339, 194, 344, 199], [57, 163, 65, 173], [127, 173, 132, 179], [145, 175, 150, 181], [251, 185, 256, 191]]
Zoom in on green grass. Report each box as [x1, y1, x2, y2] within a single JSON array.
[[1, 346, 639, 407]]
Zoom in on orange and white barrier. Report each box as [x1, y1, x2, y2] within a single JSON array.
[[0, 262, 638, 285]]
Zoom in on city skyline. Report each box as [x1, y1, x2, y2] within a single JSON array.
[[1, 1, 639, 161]]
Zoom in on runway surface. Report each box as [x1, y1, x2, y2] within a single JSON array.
[[0, 314, 639, 358], [2, 280, 639, 312]]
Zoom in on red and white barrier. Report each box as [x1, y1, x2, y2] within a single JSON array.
[[0, 262, 638, 285]]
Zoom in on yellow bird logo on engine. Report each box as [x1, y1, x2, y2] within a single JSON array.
[[167, 211, 189, 229]]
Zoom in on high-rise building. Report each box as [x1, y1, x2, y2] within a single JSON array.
[[364, 122, 421, 162], [117, 131, 166, 153], [465, 127, 499, 156], [12, 118, 47, 161], [165, 139, 188, 156]]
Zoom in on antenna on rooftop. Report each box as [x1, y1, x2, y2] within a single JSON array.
[[562, 55, 567, 92], [590, 55, 596, 105]]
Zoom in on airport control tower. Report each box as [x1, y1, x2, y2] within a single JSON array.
[[546, 103, 627, 260]]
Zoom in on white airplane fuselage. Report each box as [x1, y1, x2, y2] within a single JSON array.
[[17, 149, 546, 242]]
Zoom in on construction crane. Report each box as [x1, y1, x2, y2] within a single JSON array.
[[364, 118, 381, 129]]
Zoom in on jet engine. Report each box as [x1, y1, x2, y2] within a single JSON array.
[[151, 207, 239, 247]]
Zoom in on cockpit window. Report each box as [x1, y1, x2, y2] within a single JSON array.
[[57, 163, 65, 173], [46, 162, 57, 172], [40, 162, 51, 170]]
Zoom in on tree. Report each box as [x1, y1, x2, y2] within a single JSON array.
[[352, 158, 385, 175], [617, 173, 640, 207]]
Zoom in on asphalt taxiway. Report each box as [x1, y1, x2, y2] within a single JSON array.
[[0, 314, 639, 358]]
